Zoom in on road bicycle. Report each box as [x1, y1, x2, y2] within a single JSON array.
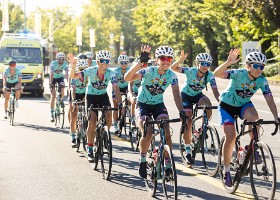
[[89, 106, 118, 180], [116, 93, 132, 138], [179, 105, 220, 177], [7, 87, 21, 126], [72, 100, 87, 152], [129, 118, 142, 151], [218, 117, 279, 200], [144, 117, 180, 199], [53, 84, 65, 129]]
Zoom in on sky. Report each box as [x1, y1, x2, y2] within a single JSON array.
[[11, 0, 89, 16]]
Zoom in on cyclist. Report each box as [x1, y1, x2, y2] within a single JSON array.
[[84, 51, 94, 67], [171, 51, 220, 165], [69, 57, 88, 147], [213, 49, 279, 187], [124, 45, 184, 178], [112, 55, 130, 132], [49, 52, 69, 122], [2, 60, 22, 118], [69, 50, 123, 162]]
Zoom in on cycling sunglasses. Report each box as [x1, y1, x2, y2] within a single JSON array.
[[99, 59, 110, 64], [120, 62, 128, 65], [158, 56, 173, 62], [199, 62, 211, 67], [251, 63, 265, 70], [58, 58, 65, 61]]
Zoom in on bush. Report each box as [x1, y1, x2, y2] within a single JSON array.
[[263, 63, 280, 77]]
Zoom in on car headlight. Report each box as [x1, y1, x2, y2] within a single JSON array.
[[35, 73, 42, 79]]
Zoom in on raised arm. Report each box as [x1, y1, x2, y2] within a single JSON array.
[[170, 50, 188, 73], [67, 53, 79, 79], [214, 49, 240, 78]]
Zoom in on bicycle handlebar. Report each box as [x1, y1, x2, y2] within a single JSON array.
[[196, 105, 218, 110], [145, 118, 181, 125], [243, 119, 279, 136], [72, 100, 85, 105], [89, 105, 118, 112]]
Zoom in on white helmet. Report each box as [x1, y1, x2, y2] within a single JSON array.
[[56, 52, 65, 59], [96, 50, 111, 60], [195, 53, 213, 63], [155, 46, 174, 58], [245, 52, 267, 65], [85, 51, 93, 59], [76, 59, 88, 70], [118, 55, 129, 63]]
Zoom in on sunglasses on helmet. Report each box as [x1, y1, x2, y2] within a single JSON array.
[[251, 63, 265, 70], [199, 62, 211, 67], [158, 56, 173, 62], [99, 59, 110, 64]]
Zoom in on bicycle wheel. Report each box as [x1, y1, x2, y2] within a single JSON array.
[[250, 141, 276, 200], [129, 127, 141, 151], [82, 116, 88, 151], [101, 129, 112, 180], [218, 137, 240, 194], [201, 124, 220, 177], [60, 101, 65, 129], [161, 145, 178, 200], [145, 144, 157, 197], [179, 128, 187, 165], [9, 98, 15, 126], [124, 106, 131, 136]]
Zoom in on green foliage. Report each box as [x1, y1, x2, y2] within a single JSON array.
[[263, 63, 280, 77]]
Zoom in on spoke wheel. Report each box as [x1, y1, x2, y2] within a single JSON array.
[[145, 143, 157, 197], [100, 129, 112, 180], [124, 106, 131, 136], [218, 137, 240, 194], [179, 128, 187, 165], [9, 98, 15, 126], [250, 141, 276, 200], [60, 101, 65, 129], [130, 127, 141, 151], [162, 145, 178, 200], [201, 125, 220, 177]]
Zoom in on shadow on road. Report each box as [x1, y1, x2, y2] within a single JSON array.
[[17, 122, 69, 134]]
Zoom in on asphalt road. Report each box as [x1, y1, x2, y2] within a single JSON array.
[[0, 74, 279, 200]]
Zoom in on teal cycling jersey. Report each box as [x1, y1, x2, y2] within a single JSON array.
[[132, 79, 141, 93], [114, 66, 130, 89], [81, 66, 118, 95], [70, 77, 87, 94], [137, 66, 178, 105], [180, 67, 217, 96], [220, 68, 272, 107], [3, 67, 22, 83], [51, 60, 69, 79]]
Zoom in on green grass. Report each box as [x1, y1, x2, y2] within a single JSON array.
[[266, 74, 280, 81]]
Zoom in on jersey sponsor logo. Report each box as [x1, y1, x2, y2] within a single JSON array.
[[145, 84, 164, 96], [91, 81, 107, 90], [190, 83, 204, 91]]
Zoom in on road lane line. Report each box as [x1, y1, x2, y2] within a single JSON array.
[[111, 133, 254, 199]]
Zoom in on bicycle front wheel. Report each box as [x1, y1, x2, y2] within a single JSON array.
[[162, 145, 178, 200], [9, 99, 15, 126], [101, 129, 112, 180], [250, 141, 276, 200], [201, 124, 220, 177], [60, 102, 65, 129], [129, 127, 141, 151], [145, 143, 157, 197], [218, 137, 240, 194]]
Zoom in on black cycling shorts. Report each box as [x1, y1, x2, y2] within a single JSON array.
[[181, 92, 205, 110], [86, 93, 111, 114]]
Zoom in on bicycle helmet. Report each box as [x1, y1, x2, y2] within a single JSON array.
[[76, 59, 88, 70], [155, 46, 174, 58], [56, 52, 65, 59], [195, 53, 213, 63], [96, 50, 111, 60], [245, 52, 267, 65], [77, 53, 87, 60], [118, 55, 129, 63], [85, 51, 93, 59], [8, 60, 17, 66]]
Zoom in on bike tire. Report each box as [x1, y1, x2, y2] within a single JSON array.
[[60, 102, 65, 129], [124, 106, 131, 136], [201, 124, 220, 177], [250, 141, 276, 200], [218, 137, 240, 194], [100, 129, 112, 180], [179, 126, 188, 166], [129, 127, 141, 151], [145, 143, 157, 197], [9, 98, 15, 126], [162, 145, 178, 200]]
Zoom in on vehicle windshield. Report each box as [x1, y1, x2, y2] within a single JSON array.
[[0, 47, 42, 64]]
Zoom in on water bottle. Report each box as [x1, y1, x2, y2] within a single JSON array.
[[238, 146, 246, 165]]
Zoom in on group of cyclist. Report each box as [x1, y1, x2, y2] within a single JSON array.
[[3, 43, 279, 188]]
